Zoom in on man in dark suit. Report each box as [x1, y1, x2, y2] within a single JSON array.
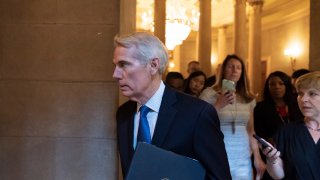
[[113, 32, 231, 180]]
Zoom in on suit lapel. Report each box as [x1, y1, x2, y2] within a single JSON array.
[[128, 102, 136, 154], [119, 101, 136, 166], [152, 87, 177, 146]]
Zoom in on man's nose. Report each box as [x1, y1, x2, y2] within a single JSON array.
[[113, 67, 121, 79]]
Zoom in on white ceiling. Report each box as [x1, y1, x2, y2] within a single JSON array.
[[136, 0, 309, 30]]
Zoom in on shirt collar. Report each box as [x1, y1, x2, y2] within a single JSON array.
[[137, 81, 165, 113]]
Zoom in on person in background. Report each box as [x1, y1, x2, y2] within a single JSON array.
[[113, 32, 231, 180], [261, 71, 320, 180], [200, 54, 265, 179], [254, 71, 301, 180], [184, 70, 207, 97], [165, 71, 184, 92], [205, 75, 216, 87], [291, 68, 310, 90], [187, 60, 201, 75]]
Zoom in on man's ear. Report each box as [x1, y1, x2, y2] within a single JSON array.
[[149, 58, 160, 74]]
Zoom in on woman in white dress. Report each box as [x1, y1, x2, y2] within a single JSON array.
[[200, 54, 265, 180]]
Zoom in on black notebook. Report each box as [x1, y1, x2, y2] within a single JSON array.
[[126, 142, 205, 180]]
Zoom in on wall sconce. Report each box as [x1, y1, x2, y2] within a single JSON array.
[[211, 55, 217, 65], [284, 44, 302, 71], [169, 61, 175, 69]]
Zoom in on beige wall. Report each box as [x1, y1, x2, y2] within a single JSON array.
[[261, 15, 310, 76], [179, 38, 198, 78], [0, 0, 120, 179]]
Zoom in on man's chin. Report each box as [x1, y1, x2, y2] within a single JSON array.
[[120, 91, 133, 98]]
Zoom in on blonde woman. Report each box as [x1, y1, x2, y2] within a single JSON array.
[[262, 71, 320, 179], [200, 54, 265, 179]]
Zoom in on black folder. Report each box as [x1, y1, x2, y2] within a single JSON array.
[[126, 142, 205, 180]]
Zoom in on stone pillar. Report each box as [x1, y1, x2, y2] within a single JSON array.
[[119, 0, 137, 106], [233, 0, 247, 62], [120, 0, 136, 35], [309, 0, 320, 70], [198, 0, 212, 76], [0, 0, 119, 179], [247, 0, 263, 96], [217, 26, 228, 64], [154, 0, 167, 79], [154, 0, 166, 44]]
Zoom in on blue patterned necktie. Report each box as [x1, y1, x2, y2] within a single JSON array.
[[137, 105, 151, 143]]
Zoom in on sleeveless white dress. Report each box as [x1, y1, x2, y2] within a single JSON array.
[[200, 88, 255, 180]]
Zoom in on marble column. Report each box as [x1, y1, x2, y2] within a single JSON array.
[[218, 25, 228, 64], [309, 0, 320, 70], [247, 0, 263, 96], [198, 0, 212, 76], [233, 0, 247, 62], [119, 0, 137, 108], [0, 0, 119, 179], [154, 0, 166, 44], [120, 0, 136, 35]]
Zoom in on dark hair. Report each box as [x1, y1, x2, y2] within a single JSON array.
[[188, 61, 200, 66], [205, 75, 216, 87], [263, 71, 301, 122], [184, 70, 207, 95], [263, 71, 293, 103], [213, 54, 254, 103], [291, 68, 310, 79], [165, 72, 184, 82]]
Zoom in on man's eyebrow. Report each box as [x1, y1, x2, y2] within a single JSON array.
[[117, 60, 128, 64], [115, 59, 132, 66]]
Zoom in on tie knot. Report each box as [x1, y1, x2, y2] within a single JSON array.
[[139, 105, 151, 117]]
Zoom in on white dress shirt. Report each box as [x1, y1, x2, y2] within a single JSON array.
[[133, 81, 165, 148]]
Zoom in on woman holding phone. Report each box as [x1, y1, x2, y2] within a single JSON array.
[[200, 54, 265, 179], [262, 71, 320, 179]]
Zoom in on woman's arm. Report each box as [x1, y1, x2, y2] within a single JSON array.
[[199, 88, 235, 111], [214, 91, 235, 110], [263, 147, 285, 179]]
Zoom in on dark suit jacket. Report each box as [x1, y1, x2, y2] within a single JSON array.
[[116, 86, 231, 180]]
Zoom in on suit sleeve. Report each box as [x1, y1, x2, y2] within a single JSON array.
[[193, 103, 232, 180]]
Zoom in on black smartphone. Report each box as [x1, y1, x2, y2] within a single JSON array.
[[253, 134, 273, 149]]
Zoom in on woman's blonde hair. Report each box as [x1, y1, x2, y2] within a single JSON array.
[[295, 71, 320, 91]]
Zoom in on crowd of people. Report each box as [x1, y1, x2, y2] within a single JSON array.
[[113, 32, 319, 180]]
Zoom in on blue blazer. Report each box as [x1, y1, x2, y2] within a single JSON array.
[[116, 86, 231, 180]]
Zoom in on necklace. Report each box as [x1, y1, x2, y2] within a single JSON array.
[[305, 125, 320, 132], [230, 99, 237, 134]]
